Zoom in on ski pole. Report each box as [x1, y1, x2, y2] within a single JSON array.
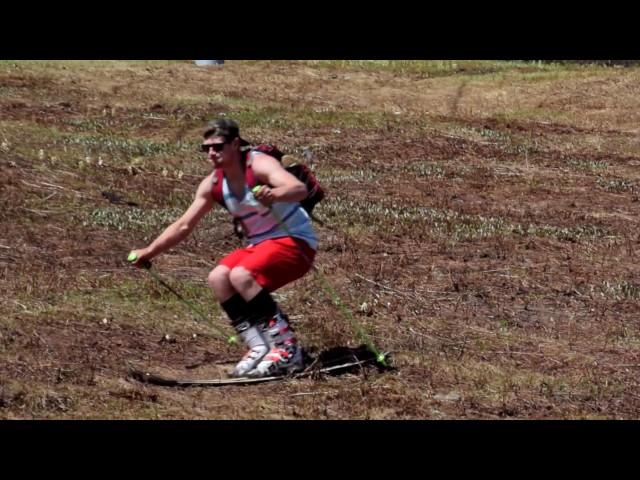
[[250, 186, 388, 366], [127, 252, 238, 345]]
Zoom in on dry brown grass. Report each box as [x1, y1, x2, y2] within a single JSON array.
[[2, 60, 640, 419]]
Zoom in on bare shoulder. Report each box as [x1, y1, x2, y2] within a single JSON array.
[[251, 152, 283, 173], [195, 171, 216, 198], [200, 170, 216, 185]]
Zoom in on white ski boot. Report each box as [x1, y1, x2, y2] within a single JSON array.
[[249, 311, 304, 377]]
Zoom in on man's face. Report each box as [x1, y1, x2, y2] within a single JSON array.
[[202, 135, 235, 167]]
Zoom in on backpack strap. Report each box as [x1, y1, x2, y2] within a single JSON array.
[[211, 168, 226, 209], [244, 150, 257, 189]]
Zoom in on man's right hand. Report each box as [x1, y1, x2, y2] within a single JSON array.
[[128, 249, 153, 269]]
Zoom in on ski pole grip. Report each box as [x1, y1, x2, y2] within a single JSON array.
[[250, 185, 273, 211], [251, 185, 275, 211], [127, 252, 152, 269]]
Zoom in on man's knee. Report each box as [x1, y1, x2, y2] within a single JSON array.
[[228, 266, 256, 292], [208, 266, 231, 292]]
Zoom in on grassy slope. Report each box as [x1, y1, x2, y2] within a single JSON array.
[[1, 60, 640, 418]]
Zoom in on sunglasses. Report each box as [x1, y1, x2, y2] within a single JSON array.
[[200, 141, 228, 153]]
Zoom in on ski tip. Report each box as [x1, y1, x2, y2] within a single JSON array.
[[128, 368, 180, 387], [128, 368, 150, 382]]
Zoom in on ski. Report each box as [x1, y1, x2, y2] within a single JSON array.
[[128, 352, 389, 387]]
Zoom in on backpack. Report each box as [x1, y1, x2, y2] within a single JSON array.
[[211, 144, 326, 237]]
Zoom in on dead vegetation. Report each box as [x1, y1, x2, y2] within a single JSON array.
[[1, 60, 640, 418]]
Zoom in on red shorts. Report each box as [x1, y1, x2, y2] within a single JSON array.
[[219, 237, 316, 292]]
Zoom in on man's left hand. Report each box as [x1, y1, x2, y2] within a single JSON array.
[[252, 185, 275, 206]]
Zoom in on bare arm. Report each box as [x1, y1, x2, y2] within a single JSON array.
[[129, 174, 215, 266], [251, 153, 307, 206]]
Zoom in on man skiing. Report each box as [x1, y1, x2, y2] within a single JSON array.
[[129, 119, 317, 377]]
